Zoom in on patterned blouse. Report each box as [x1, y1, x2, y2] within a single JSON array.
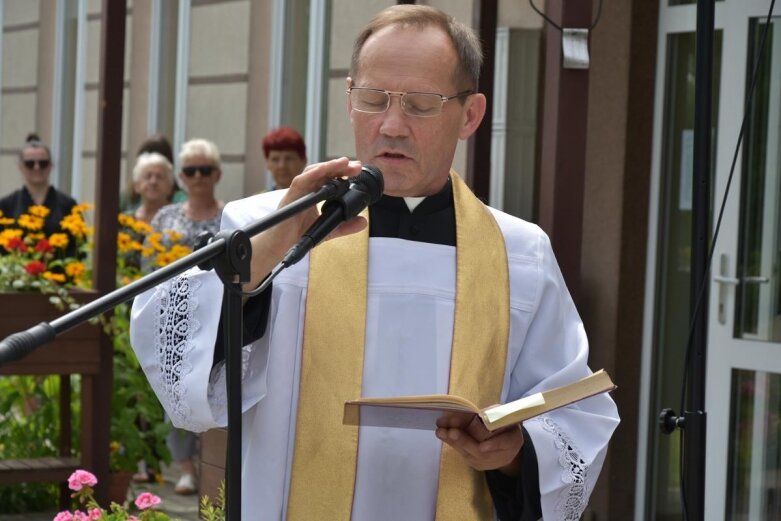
[[150, 202, 222, 249]]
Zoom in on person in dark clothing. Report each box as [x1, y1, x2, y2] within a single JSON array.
[[0, 133, 77, 242]]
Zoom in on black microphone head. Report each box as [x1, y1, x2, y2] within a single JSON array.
[[354, 165, 384, 205]]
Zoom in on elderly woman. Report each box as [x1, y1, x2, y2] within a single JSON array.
[[148, 138, 224, 494], [150, 138, 224, 249], [130, 152, 175, 224], [0, 133, 77, 236]]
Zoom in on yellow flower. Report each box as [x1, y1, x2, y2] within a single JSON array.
[[65, 262, 86, 280], [117, 232, 133, 253], [60, 214, 88, 238], [0, 228, 24, 248], [155, 252, 175, 267], [48, 233, 70, 248], [28, 205, 51, 218], [129, 240, 144, 251], [147, 232, 166, 253], [166, 230, 183, 243], [168, 244, 192, 261], [118, 214, 134, 228], [73, 203, 93, 214], [141, 247, 154, 257], [42, 271, 66, 283], [132, 220, 153, 235], [0, 217, 15, 226], [109, 441, 121, 453], [17, 214, 44, 231]]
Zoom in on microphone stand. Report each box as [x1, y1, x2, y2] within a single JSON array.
[[0, 181, 348, 520]]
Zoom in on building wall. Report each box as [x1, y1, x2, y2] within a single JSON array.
[[580, 0, 658, 519]]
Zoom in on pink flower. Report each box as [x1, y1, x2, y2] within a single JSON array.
[[88, 508, 102, 520], [72, 512, 89, 521], [134, 491, 162, 510], [67, 469, 98, 491], [53, 512, 74, 521], [128, 517, 140, 521]]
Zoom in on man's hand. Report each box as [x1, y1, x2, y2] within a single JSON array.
[[244, 157, 367, 291], [435, 416, 525, 477]]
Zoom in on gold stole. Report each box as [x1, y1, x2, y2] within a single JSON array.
[[287, 172, 510, 520]]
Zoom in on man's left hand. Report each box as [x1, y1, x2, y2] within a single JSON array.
[[435, 418, 524, 476]]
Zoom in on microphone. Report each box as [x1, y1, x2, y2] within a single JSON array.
[[281, 165, 384, 267]]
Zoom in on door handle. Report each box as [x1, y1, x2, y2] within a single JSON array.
[[742, 276, 770, 284], [713, 275, 739, 285]]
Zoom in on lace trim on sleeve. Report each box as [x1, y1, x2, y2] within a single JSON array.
[[537, 416, 591, 521], [155, 274, 201, 429]]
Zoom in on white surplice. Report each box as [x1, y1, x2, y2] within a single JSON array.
[[130, 190, 619, 520]]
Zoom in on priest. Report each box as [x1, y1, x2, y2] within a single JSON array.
[[130, 5, 619, 520]]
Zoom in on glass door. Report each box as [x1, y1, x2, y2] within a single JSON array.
[[642, 2, 781, 520], [707, 11, 781, 520]]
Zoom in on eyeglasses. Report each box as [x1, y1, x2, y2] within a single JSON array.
[[181, 165, 216, 177], [347, 87, 473, 117], [23, 159, 51, 169]]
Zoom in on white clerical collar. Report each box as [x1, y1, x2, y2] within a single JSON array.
[[403, 196, 426, 212]]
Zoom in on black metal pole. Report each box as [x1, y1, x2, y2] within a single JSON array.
[[222, 280, 244, 520], [685, 0, 714, 519]]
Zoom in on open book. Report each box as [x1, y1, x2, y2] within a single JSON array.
[[343, 370, 615, 435]]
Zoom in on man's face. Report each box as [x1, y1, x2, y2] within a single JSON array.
[[348, 25, 485, 197], [266, 150, 306, 189]]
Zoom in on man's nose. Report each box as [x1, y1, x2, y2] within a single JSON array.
[[379, 96, 410, 138]]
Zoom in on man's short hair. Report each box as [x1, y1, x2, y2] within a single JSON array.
[[350, 5, 483, 91], [262, 127, 306, 160]]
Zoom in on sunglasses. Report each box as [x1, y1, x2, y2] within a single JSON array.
[[181, 165, 216, 177], [23, 159, 51, 169]]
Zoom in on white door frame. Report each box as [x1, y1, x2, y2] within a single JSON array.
[[638, 1, 778, 520]]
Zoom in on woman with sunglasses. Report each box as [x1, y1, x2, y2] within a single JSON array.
[[150, 138, 225, 249], [0, 133, 78, 237], [147, 138, 224, 495]]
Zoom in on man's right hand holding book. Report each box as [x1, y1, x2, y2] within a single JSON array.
[[435, 412, 524, 477]]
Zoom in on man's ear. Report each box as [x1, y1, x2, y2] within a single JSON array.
[[458, 93, 487, 140]]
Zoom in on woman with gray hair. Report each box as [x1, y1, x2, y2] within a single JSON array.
[[130, 152, 175, 224]]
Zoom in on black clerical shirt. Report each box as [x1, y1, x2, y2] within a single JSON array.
[[215, 179, 541, 520]]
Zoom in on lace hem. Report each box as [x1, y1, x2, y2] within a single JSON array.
[[154, 274, 202, 429], [538, 416, 590, 521]]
